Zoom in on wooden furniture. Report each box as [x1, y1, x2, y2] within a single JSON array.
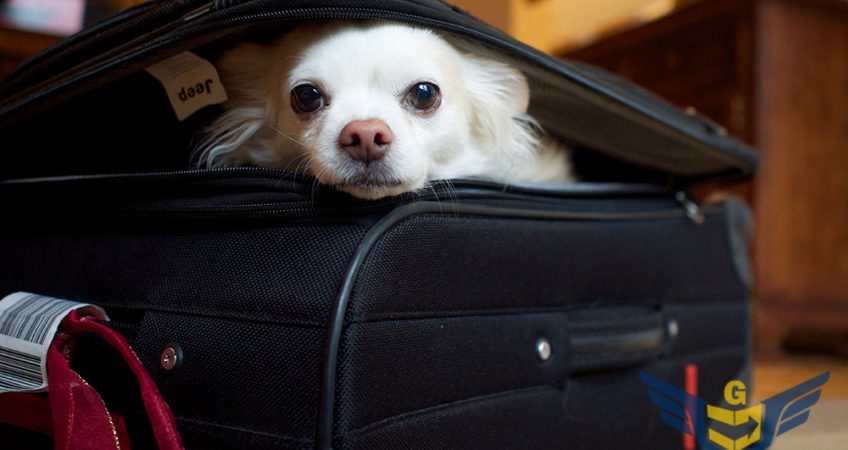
[[566, 0, 754, 142], [452, 0, 683, 53], [565, 0, 848, 353]]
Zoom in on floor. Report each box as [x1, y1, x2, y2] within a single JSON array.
[[753, 355, 848, 449]]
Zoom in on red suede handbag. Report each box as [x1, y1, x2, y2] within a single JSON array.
[[0, 310, 183, 450]]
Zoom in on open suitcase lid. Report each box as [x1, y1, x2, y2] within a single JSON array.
[[0, 0, 757, 183]]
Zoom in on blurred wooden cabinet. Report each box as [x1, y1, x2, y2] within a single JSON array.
[[566, 0, 754, 141], [451, 0, 686, 53], [565, 0, 848, 352]]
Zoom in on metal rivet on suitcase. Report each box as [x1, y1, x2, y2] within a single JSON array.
[[675, 192, 705, 224], [536, 338, 552, 361], [667, 319, 679, 339], [160, 344, 183, 371]]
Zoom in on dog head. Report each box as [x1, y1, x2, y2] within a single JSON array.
[[197, 21, 538, 199]]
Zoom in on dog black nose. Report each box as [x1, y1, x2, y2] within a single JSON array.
[[339, 119, 393, 163]]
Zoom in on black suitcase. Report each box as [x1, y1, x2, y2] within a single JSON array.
[[0, 1, 757, 449]]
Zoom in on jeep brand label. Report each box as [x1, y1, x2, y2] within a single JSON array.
[[146, 51, 228, 121]]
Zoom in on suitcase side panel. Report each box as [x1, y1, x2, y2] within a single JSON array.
[[330, 201, 751, 449]]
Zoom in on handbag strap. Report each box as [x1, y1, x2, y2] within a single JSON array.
[[48, 310, 184, 450]]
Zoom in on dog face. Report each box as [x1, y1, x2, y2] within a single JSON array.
[[198, 22, 538, 199]]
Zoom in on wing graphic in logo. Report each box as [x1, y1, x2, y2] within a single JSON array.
[[640, 371, 710, 446], [748, 371, 830, 450]]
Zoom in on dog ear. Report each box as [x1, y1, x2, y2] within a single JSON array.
[[460, 52, 534, 152], [194, 42, 280, 167]]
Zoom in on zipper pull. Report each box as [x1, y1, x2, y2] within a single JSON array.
[[675, 191, 705, 224], [183, 2, 215, 22]]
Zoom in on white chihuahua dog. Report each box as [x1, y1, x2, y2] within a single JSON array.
[[196, 21, 573, 199]]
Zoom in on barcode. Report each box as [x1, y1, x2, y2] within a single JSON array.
[[0, 293, 77, 344], [0, 346, 41, 390]]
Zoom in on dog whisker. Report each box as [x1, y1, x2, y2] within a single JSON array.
[[443, 179, 459, 206], [310, 164, 333, 206], [265, 123, 309, 149], [284, 153, 313, 176], [425, 181, 444, 213]]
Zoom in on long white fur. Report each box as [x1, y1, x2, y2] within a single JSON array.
[[195, 21, 573, 199]]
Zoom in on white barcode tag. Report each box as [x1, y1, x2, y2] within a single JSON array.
[[145, 51, 228, 121], [0, 292, 108, 393]]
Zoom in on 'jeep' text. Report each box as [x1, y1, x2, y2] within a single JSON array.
[[179, 79, 215, 101]]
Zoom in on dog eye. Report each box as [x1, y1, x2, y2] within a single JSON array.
[[404, 82, 441, 111], [291, 84, 325, 113]]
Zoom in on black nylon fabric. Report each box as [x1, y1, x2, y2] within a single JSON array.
[[0, 221, 366, 325], [345, 387, 572, 450], [173, 420, 314, 450], [0, 424, 54, 449], [336, 313, 571, 432], [665, 301, 749, 357], [338, 350, 746, 450], [132, 313, 324, 446], [347, 211, 748, 320]]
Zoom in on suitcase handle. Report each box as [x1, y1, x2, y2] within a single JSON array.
[[567, 307, 672, 373]]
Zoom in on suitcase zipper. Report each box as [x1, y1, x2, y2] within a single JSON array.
[[675, 191, 705, 224], [2, 167, 707, 221]]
